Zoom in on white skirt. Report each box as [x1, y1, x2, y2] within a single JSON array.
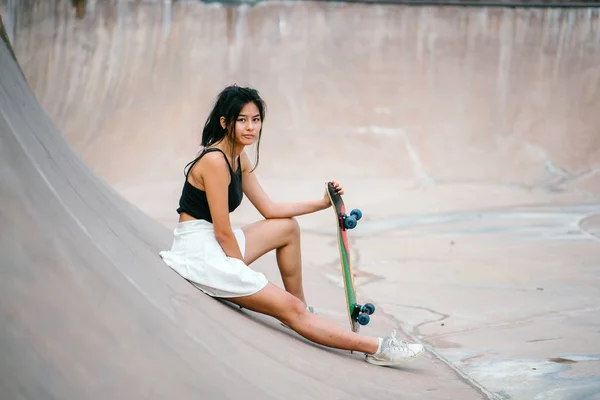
[[159, 219, 269, 298]]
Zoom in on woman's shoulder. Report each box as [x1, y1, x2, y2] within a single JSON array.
[[239, 150, 254, 173], [190, 149, 231, 178]]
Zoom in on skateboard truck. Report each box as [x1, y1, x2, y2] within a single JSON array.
[[338, 208, 363, 230], [351, 302, 376, 326]]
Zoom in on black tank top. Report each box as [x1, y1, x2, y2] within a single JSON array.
[[176, 148, 243, 223]]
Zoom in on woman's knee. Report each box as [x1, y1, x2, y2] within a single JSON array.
[[279, 293, 308, 324], [281, 217, 300, 239], [265, 217, 300, 243]]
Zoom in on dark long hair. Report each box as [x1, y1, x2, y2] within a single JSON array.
[[201, 85, 266, 172]]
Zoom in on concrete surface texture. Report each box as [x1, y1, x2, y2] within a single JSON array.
[[1, 0, 600, 399]]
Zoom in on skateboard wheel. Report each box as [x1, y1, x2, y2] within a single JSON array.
[[357, 314, 370, 325], [363, 303, 375, 315], [344, 216, 357, 229], [350, 209, 362, 221]]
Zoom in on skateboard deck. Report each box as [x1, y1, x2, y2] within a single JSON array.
[[325, 182, 375, 333]]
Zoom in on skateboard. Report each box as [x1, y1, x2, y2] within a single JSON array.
[[325, 182, 375, 333]]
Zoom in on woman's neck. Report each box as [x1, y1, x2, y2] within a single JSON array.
[[214, 139, 244, 158]]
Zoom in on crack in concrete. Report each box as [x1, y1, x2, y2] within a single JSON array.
[[306, 203, 600, 240], [578, 213, 600, 240], [305, 203, 600, 400], [527, 337, 562, 343], [421, 305, 600, 341], [371, 303, 503, 400], [364, 300, 600, 400], [401, 130, 436, 187]]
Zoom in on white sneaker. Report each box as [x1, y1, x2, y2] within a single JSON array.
[[365, 330, 425, 366]]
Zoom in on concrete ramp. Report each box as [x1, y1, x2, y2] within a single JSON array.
[[0, 15, 487, 400], [2, 1, 600, 399]]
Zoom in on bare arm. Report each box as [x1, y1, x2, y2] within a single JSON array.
[[241, 152, 341, 219], [198, 153, 244, 261]]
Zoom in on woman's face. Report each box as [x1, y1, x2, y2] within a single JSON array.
[[233, 102, 262, 147]]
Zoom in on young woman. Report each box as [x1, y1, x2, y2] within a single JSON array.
[[159, 85, 425, 366]]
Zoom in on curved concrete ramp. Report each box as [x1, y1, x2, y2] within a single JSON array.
[[3, 1, 600, 398], [0, 20, 487, 400]]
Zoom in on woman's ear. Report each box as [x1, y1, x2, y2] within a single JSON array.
[[220, 116, 226, 129]]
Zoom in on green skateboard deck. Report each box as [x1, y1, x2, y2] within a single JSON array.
[[325, 182, 375, 333]]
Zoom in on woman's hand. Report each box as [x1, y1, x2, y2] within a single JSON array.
[[322, 180, 344, 208]]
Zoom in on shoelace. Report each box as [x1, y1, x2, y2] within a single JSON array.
[[385, 330, 411, 353]]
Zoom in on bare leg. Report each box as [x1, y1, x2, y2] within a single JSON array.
[[228, 283, 379, 354], [242, 218, 307, 305]]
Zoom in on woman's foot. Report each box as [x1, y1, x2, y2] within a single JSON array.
[[365, 330, 425, 366]]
